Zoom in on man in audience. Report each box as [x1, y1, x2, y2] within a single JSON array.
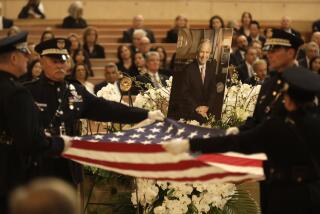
[[230, 35, 248, 66], [130, 29, 147, 54], [94, 63, 120, 95], [0, 32, 70, 214], [247, 59, 268, 85], [298, 42, 319, 69], [25, 38, 164, 187], [247, 20, 266, 46], [139, 36, 151, 55], [280, 16, 301, 38], [0, 2, 13, 29], [122, 14, 155, 43], [236, 46, 258, 83], [181, 39, 217, 123], [251, 40, 264, 60], [136, 51, 168, 91]]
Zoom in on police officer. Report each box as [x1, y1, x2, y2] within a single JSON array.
[[0, 32, 71, 213], [25, 38, 164, 185], [227, 29, 304, 134], [164, 66, 320, 214]]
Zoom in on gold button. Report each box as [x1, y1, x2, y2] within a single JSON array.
[[265, 106, 270, 113], [272, 91, 277, 96], [297, 177, 303, 183], [270, 168, 275, 174], [277, 80, 282, 84]]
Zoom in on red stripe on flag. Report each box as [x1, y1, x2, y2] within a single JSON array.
[[197, 154, 263, 167]]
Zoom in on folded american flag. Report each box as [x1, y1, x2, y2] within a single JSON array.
[[63, 119, 266, 183]]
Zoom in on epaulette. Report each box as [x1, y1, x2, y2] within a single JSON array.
[[22, 77, 40, 86]]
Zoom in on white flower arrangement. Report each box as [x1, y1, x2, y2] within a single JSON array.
[[96, 83, 123, 103]]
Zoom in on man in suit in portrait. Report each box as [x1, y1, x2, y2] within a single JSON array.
[[181, 39, 217, 123]]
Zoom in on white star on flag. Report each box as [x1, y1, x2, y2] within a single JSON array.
[[203, 133, 211, 139], [136, 128, 145, 133], [165, 125, 173, 133], [156, 122, 164, 127], [94, 135, 104, 140], [146, 134, 156, 139], [73, 136, 82, 140], [150, 128, 160, 133], [177, 128, 185, 135], [114, 132, 125, 136], [162, 135, 172, 140], [188, 131, 198, 138], [126, 139, 135, 144], [131, 134, 140, 139], [141, 140, 151, 144], [109, 137, 120, 142]]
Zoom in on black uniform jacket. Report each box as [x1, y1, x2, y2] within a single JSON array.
[[0, 71, 64, 195], [26, 76, 148, 183], [190, 107, 320, 214]]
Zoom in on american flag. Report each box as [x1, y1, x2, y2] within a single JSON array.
[[63, 119, 266, 183]]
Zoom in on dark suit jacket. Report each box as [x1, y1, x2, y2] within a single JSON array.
[[230, 49, 245, 67], [136, 72, 168, 89], [2, 17, 13, 28], [83, 44, 105, 59], [236, 62, 251, 83], [181, 60, 217, 122], [122, 28, 156, 43], [62, 16, 87, 29], [165, 28, 178, 43]]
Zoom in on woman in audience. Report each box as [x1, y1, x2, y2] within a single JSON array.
[[83, 27, 105, 58], [209, 15, 225, 30], [165, 15, 188, 43], [20, 59, 42, 82], [62, 1, 87, 29], [18, 0, 45, 19], [133, 52, 147, 76], [116, 44, 137, 77], [40, 29, 55, 42], [153, 46, 172, 77], [73, 48, 93, 76], [67, 33, 81, 58], [310, 56, 320, 74], [71, 64, 94, 94], [238, 11, 252, 37]]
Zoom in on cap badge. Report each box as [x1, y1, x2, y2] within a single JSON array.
[[57, 40, 65, 49]]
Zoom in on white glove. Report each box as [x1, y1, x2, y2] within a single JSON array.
[[162, 139, 190, 155], [148, 110, 165, 121], [61, 135, 72, 153], [225, 127, 240, 135]]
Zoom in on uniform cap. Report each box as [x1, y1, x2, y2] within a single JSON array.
[[263, 29, 303, 51], [35, 38, 71, 61], [282, 66, 320, 103], [0, 31, 30, 54]]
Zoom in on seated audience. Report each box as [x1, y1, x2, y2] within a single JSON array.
[[312, 19, 320, 32], [209, 15, 224, 30], [153, 46, 172, 77], [122, 14, 155, 43], [0, 2, 13, 29], [18, 0, 45, 19], [116, 44, 137, 77], [83, 27, 105, 58], [71, 64, 94, 94], [73, 48, 93, 76], [9, 178, 78, 214], [230, 35, 248, 66], [248, 59, 268, 85], [133, 52, 147, 76], [67, 33, 81, 58], [247, 20, 266, 46], [165, 15, 188, 43], [280, 16, 301, 38], [130, 29, 147, 54], [138, 36, 151, 55], [94, 63, 120, 95], [251, 40, 263, 60], [62, 1, 87, 29], [20, 59, 42, 82], [310, 56, 320, 74], [238, 11, 252, 37], [236, 46, 258, 84], [298, 42, 319, 69], [136, 51, 168, 91], [40, 29, 55, 42]]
